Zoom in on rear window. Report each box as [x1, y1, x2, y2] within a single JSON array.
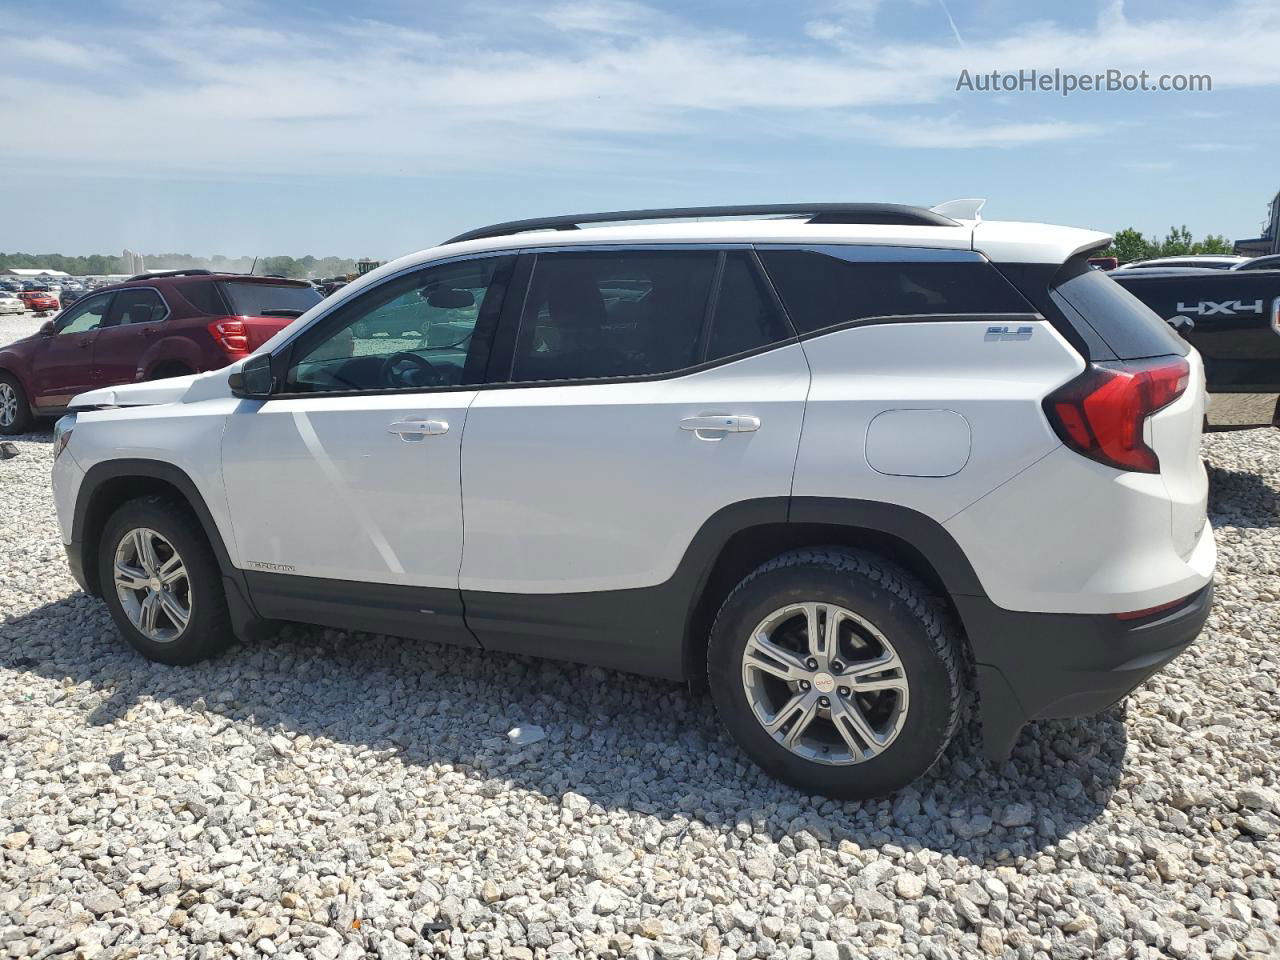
[[218, 281, 321, 317], [758, 247, 1031, 335], [1052, 268, 1188, 360]]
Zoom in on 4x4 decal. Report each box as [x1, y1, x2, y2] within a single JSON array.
[[1175, 299, 1265, 316]]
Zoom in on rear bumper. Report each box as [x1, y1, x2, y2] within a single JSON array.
[[956, 580, 1213, 759]]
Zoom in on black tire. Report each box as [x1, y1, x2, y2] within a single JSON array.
[[707, 547, 965, 800], [147, 363, 194, 381], [0, 372, 34, 435], [98, 496, 232, 665]]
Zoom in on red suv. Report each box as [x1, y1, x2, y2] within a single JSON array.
[[0, 270, 321, 434]]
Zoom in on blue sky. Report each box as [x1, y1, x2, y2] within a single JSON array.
[[2, 0, 1278, 258]]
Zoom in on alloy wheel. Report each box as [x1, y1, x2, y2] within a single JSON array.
[[740, 601, 909, 765], [113, 528, 192, 643], [0, 382, 16, 428]]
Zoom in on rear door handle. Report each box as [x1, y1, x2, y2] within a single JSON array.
[[388, 418, 449, 440], [680, 415, 761, 433]]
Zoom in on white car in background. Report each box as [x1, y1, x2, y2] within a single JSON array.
[[0, 292, 25, 315]]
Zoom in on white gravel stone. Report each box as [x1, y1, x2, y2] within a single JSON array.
[[1, 424, 1279, 959]]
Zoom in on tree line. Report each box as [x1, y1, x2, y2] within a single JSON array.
[[1096, 226, 1233, 263], [2, 226, 1239, 278], [0, 252, 359, 279]]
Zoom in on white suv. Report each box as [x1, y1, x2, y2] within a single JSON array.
[[50, 201, 1215, 798]]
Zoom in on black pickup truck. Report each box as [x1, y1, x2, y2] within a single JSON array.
[[1110, 267, 1280, 427]]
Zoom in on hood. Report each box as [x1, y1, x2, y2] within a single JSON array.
[[69, 373, 202, 410], [68, 364, 239, 410]]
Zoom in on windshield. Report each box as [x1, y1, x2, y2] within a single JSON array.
[[218, 281, 321, 317]]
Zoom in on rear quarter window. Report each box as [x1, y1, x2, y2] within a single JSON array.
[[1054, 268, 1189, 359], [218, 281, 322, 317], [758, 247, 1031, 334], [175, 279, 229, 314]]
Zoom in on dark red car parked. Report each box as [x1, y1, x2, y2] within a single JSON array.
[[0, 270, 321, 434]]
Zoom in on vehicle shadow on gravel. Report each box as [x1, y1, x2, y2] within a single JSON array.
[[3, 593, 1125, 865], [1207, 462, 1280, 527]]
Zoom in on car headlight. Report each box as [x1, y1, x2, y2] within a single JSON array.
[[52, 413, 75, 461]]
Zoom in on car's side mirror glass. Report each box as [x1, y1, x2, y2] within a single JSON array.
[[1168, 315, 1195, 335], [229, 353, 274, 398], [39, 321, 55, 337]]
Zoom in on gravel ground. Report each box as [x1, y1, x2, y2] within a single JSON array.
[[1, 427, 1278, 960], [0, 311, 52, 347]]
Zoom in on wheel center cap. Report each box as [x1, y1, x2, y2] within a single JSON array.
[[149, 577, 162, 592], [813, 672, 835, 694]]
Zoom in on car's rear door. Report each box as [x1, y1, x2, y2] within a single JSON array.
[[30, 291, 113, 408], [457, 247, 810, 675], [92, 286, 170, 386], [219, 253, 516, 645]]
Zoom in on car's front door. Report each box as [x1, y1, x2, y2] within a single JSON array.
[[93, 286, 170, 387], [31, 292, 113, 408], [458, 248, 811, 670], [220, 253, 516, 645]]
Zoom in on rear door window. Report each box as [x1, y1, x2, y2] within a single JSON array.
[[218, 281, 321, 317], [510, 250, 718, 382], [106, 288, 168, 326], [758, 247, 1031, 334], [706, 252, 794, 362]]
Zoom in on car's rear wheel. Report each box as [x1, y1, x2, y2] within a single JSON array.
[[98, 496, 232, 665], [707, 548, 965, 799], [0, 373, 33, 435]]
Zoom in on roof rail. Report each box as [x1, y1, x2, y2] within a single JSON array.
[[443, 203, 958, 245], [126, 268, 215, 282]]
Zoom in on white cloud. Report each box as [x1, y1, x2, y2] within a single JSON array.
[[1, 0, 1277, 180]]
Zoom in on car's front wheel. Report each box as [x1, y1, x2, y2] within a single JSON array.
[[708, 548, 965, 799], [98, 496, 232, 665], [0, 373, 33, 435]]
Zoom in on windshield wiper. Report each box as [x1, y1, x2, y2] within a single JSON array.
[[259, 309, 305, 318]]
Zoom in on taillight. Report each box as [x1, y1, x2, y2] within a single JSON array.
[[208, 317, 249, 353], [1044, 356, 1190, 473]]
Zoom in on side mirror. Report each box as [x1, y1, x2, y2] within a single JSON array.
[[228, 353, 274, 399], [39, 321, 54, 337], [1168, 315, 1195, 335]]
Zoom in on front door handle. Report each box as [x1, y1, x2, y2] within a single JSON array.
[[388, 418, 449, 441], [680, 415, 760, 434]]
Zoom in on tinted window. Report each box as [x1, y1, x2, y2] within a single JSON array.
[[219, 281, 321, 316], [285, 257, 509, 393], [707, 252, 793, 361], [758, 248, 1031, 334], [108, 288, 168, 326], [1060, 269, 1190, 360], [177, 279, 228, 314], [55, 293, 112, 334], [511, 251, 717, 382]]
